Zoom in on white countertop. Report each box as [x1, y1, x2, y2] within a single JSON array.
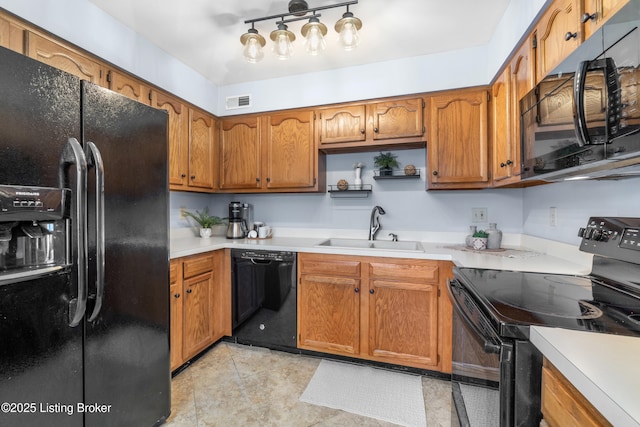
[[530, 326, 640, 427], [170, 227, 592, 275]]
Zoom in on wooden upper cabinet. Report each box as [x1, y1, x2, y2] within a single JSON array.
[[371, 98, 425, 140], [508, 38, 535, 180], [317, 96, 426, 152], [265, 110, 316, 190], [535, 0, 583, 83], [25, 31, 106, 86], [583, 0, 629, 39], [427, 88, 489, 189], [318, 105, 366, 144], [153, 90, 190, 189], [188, 108, 216, 191], [107, 70, 151, 104], [218, 116, 262, 190], [0, 13, 25, 53], [491, 67, 512, 184]]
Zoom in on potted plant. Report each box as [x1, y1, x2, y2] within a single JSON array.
[[183, 208, 226, 238], [374, 152, 399, 176], [471, 230, 489, 250]]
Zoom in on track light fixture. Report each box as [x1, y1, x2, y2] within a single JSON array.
[[240, 0, 361, 63]]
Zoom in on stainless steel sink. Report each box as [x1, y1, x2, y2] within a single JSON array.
[[315, 238, 424, 252]]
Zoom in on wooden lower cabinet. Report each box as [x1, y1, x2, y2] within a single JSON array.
[[170, 251, 232, 371], [541, 358, 612, 427], [297, 253, 452, 372]]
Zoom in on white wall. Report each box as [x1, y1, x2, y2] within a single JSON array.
[[217, 0, 548, 115], [171, 149, 525, 237], [0, 0, 219, 114], [523, 178, 640, 244]]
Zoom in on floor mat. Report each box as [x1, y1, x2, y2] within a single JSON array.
[[300, 359, 427, 427]]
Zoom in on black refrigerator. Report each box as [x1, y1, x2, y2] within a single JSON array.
[[0, 46, 170, 426]]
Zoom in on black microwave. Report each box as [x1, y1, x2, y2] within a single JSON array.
[[521, 2, 640, 181]]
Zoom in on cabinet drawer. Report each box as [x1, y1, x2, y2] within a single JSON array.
[[369, 260, 439, 282], [299, 256, 361, 277], [183, 253, 215, 278]]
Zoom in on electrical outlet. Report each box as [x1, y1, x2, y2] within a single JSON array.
[[472, 208, 488, 223], [549, 207, 557, 227]]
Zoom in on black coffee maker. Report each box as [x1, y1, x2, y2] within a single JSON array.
[[226, 201, 250, 239]]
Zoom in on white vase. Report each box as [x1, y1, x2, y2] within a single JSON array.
[[354, 167, 362, 190], [487, 223, 503, 249], [199, 228, 212, 238]]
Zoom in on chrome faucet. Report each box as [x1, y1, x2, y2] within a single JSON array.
[[368, 206, 386, 240]]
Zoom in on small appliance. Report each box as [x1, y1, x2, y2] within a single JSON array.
[[227, 201, 250, 239]]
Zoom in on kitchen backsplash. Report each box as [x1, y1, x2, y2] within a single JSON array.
[[170, 149, 640, 246]]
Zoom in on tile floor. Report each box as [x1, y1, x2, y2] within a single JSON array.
[[165, 342, 452, 427]]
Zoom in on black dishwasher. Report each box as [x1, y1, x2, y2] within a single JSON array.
[[230, 249, 297, 351]]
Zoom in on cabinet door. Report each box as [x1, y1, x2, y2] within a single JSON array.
[[506, 38, 535, 182], [107, 70, 151, 104], [318, 105, 367, 145], [265, 111, 316, 190], [491, 67, 513, 184], [583, 0, 628, 39], [298, 274, 361, 356], [368, 279, 439, 367], [26, 31, 106, 86], [0, 13, 25, 53], [169, 261, 183, 371], [219, 116, 262, 190], [535, 0, 582, 83], [153, 90, 189, 188], [183, 271, 213, 360], [428, 89, 489, 188], [371, 98, 425, 140], [188, 108, 216, 190]]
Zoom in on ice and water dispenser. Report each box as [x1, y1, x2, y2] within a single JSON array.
[[0, 185, 70, 279]]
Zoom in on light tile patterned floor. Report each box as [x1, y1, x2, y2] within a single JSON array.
[[166, 342, 452, 427]]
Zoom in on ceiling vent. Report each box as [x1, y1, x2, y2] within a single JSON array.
[[225, 94, 252, 110]]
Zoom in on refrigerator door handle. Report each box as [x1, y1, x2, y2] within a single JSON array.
[[85, 141, 105, 322], [59, 137, 89, 327]]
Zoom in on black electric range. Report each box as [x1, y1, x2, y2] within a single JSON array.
[[449, 217, 640, 427]]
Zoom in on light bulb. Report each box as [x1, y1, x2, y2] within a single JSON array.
[[339, 21, 359, 51], [304, 25, 326, 55], [242, 36, 264, 63]]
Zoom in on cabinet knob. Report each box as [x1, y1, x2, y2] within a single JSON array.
[[190, 175, 196, 180], [186, 289, 193, 294], [582, 12, 596, 23], [369, 289, 375, 294], [174, 293, 180, 298], [506, 159, 513, 166], [373, 127, 379, 133], [256, 177, 260, 182], [564, 31, 578, 41], [360, 129, 365, 134], [181, 174, 186, 178], [266, 177, 271, 182], [432, 170, 438, 176], [500, 162, 506, 168], [354, 287, 359, 293]]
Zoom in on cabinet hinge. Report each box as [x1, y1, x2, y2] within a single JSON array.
[[437, 354, 440, 364], [313, 177, 317, 185], [99, 70, 103, 79], [422, 126, 426, 134], [148, 90, 153, 102], [106, 71, 112, 83], [532, 35, 537, 49], [487, 92, 491, 102], [422, 99, 426, 108]]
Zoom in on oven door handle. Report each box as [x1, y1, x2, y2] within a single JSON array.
[[447, 278, 502, 354]]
